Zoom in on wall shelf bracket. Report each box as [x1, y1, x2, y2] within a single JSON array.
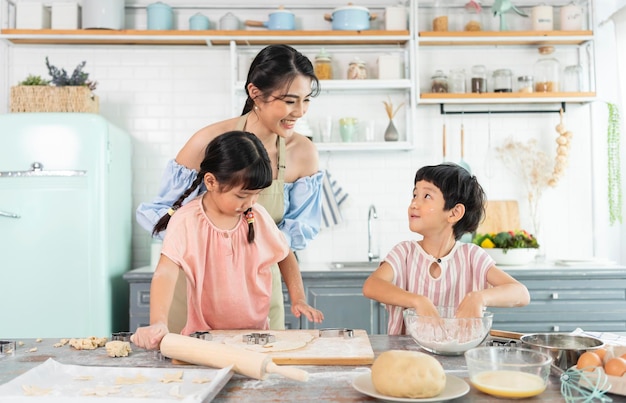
[[439, 102, 566, 115]]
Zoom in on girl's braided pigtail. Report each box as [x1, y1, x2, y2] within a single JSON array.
[[152, 175, 205, 236], [245, 208, 255, 243]]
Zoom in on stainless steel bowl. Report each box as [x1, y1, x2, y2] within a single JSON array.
[[520, 333, 604, 371]]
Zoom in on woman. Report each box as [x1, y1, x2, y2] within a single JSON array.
[[137, 44, 324, 331]]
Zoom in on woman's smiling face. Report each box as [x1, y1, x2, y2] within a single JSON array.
[[256, 75, 313, 138]]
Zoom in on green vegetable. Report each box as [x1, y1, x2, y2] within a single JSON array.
[[19, 74, 50, 86], [472, 230, 539, 252]]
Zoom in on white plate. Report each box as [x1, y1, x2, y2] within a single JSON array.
[[352, 372, 470, 402]]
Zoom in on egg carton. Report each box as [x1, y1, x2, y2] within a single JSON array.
[[577, 345, 626, 397]]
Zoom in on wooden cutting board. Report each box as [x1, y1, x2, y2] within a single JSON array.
[[208, 329, 374, 366], [477, 200, 520, 234]]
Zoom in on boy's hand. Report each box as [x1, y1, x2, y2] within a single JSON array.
[[291, 299, 324, 323], [130, 322, 169, 350]]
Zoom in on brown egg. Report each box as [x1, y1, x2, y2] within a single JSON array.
[[604, 357, 626, 377], [594, 348, 607, 360], [577, 351, 602, 371]]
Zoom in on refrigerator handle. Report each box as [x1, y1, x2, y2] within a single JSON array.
[[0, 210, 20, 219]]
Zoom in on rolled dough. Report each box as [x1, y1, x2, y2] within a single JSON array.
[[222, 331, 314, 353]]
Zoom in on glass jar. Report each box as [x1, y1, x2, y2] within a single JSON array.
[[560, 2, 584, 31], [563, 64, 583, 92], [430, 70, 448, 93], [493, 69, 513, 92], [534, 46, 560, 92], [432, 1, 448, 32], [449, 68, 466, 93], [347, 57, 367, 80], [463, 0, 484, 32], [314, 48, 333, 80], [517, 76, 534, 93], [471, 65, 487, 93]]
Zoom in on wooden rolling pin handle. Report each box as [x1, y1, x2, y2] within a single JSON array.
[[265, 361, 309, 382]]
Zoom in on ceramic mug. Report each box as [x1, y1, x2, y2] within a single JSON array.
[[189, 13, 210, 30], [339, 117, 358, 142], [147, 2, 173, 30]]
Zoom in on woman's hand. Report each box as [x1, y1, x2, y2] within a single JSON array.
[[130, 322, 169, 350], [291, 299, 324, 323]]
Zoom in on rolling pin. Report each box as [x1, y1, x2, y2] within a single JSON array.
[[159, 333, 309, 382]]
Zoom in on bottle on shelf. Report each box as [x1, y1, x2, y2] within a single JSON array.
[[471, 65, 487, 93], [431, 70, 448, 93], [314, 48, 333, 80], [534, 46, 560, 92], [347, 57, 368, 80], [449, 68, 466, 93], [517, 75, 534, 93], [493, 69, 513, 93], [432, 0, 448, 32]]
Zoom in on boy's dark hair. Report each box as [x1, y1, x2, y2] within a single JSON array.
[[242, 44, 320, 115], [414, 163, 486, 240], [153, 131, 272, 241]]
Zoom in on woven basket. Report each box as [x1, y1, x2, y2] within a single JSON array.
[[10, 86, 99, 113]]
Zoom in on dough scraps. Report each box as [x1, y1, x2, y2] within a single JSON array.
[[81, 385, 122, 396], [54, 339, 70, 348], [223, 331, 314, 353], [115, 374, 148, 385], [69, 336, 107, 350], [105, 340, 132, 357], [159, 371, 183, 383], [22, 385, 52, 396]]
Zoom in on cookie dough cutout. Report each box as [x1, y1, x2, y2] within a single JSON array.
[[116, 374, 148, 385], [160, 371, 183, 383], [82, 385, 122, 396], [74, 375, 94, 381], [105, 340, 132, 357], [223, 332, 314, 353], [22, 385, 52, 396], [192, 377, 212, 384], [130, 387, 152, 398], [371, 350, 446, 399]]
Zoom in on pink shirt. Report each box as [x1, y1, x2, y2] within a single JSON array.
[[161, 196, 289, 334], [384, 241, 494, 335]]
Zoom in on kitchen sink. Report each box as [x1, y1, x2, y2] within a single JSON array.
[[329, 261, 381, 271]]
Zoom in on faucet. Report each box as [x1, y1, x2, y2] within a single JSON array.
[[368, 205, 379, 262]]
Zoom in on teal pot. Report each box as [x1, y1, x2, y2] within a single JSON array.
[[147, 2, 173, 30], [326, 5, 374, 31], [189, 13, 210, 30]]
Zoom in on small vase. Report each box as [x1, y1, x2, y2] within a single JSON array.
[[384, 119, 399, 142]]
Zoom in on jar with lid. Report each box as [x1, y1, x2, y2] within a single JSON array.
[[471, 65, 487, 93], [463, 0, 484, 32], [347, 57, 367, 80], [449, 68, 466, 93], [493, 69, 513, 92], [430, 70, 448, 93], [563, 64, 584, 92], [534, 46, 560, 92], [432, 0, 448, 32], [517, 76, 534, 93], [314, 48, 333, 80]]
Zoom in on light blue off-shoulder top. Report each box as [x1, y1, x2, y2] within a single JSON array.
[[136, 159, 323, 250]]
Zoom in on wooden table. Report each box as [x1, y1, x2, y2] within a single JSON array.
[[1, 335, 624, 402]]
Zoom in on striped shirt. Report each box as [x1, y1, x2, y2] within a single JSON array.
[[385, 240, 495, 335]]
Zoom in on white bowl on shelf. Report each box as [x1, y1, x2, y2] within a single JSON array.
[[484, 248, 538, 266]]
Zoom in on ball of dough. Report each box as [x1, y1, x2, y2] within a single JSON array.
[[371, 350, 446, 398]]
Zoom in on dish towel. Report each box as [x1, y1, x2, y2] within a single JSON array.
[[321, 170, 348, 228]]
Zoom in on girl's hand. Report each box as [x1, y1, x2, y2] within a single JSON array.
[[291, 299, 324, 323], [130, 323, 169, 350], [456, 292, 485, 318], [412, 296, 439, 318]]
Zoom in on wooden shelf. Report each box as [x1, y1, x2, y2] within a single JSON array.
[[0, 29, 410, 46], [420, 92, 596, 104], [418, 30, 593, 46]]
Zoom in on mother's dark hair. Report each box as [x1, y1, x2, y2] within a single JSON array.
[[242, 44, 320, 115], [414, 163, 486, 240]]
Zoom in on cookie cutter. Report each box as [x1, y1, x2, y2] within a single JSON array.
[[0, 340, 16, 356], [190, 331, 212, 341], [111, 332, 134, 342], [319, 328, 354, 338], [243, 333, 275, 345]]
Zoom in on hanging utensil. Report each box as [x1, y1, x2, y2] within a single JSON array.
[[485, 111, 495, 179], [442, 123, 447, 162], [459, 122, 471, 173]]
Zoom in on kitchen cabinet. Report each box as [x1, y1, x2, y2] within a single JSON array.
[[414, 1, 597, 113]]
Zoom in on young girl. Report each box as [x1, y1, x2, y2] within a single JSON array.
[[131, 131, 313, 350], [363, 163, 530, 335]]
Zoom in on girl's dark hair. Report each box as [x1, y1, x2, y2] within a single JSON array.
[[414, 163, 486, 240], [241, 44, 320, 115], [153, 131, 272, 242]]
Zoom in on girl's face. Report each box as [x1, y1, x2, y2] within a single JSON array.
[[408, 180, 450, 234], [255, 75, 313, 138], [204, 174, 263, 218]]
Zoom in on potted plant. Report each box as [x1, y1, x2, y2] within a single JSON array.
[[472, 230, 539, 265], [10, 57, 98, 113]]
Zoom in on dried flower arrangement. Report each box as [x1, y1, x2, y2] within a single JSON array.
[[383, 96, 404, 120], [496, 109, 572, 236], [45, 57, 98, 90]]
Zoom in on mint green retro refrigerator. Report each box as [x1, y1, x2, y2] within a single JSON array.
[[0, 113, 132, 338]]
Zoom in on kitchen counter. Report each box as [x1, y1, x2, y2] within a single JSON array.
[[2, 335, 624, 402]]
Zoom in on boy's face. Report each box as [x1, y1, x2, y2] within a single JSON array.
[[408, 180, 450, 234]]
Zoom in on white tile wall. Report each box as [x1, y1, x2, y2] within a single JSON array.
[[1, 0, 623, 269]]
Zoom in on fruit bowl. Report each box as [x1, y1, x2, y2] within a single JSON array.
[[403, 307, 493, 356], [484, 248, 538, 265], [464, 346, 552, 399]]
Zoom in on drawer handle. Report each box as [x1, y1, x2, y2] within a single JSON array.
[[551, 293, 559, 299], [553, 325, 560, 331]]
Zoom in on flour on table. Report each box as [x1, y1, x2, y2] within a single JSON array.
[[130, 387, 152, 397], [159, 371, 183, 383], [22, 385, 52, 396], [223, 331, 314, 353], [169, 385, 184, 398], [116, 373, 148, 385]]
